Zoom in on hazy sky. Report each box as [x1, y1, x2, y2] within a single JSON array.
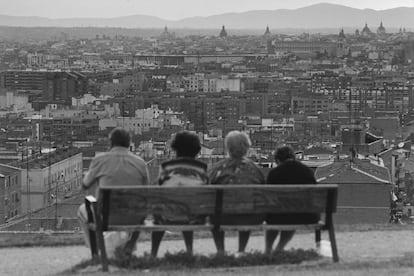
[[1, 0, 413, 19]]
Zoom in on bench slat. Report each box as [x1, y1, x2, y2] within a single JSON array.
[[104, 188, 217, 226], [106, 223, 325, 232], [107, 225, 214, 232], [100, 184, 337, 190], [221, 223, 325, 231], [221, 187, 329, 214]]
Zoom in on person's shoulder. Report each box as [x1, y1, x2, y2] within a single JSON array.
[[294, 160, 313, 170], [266, 160, 298, 177], [283, 159, 306, 167], [210, 158, 229, 170], [241, 157, 255, 165], [162, 157, 207, 170], [280, 160, 311, 172], [91, 151, 111, 162], [127, 151, 147, 163], [267, 165, 281, 177], [287, 160, 316, 182]]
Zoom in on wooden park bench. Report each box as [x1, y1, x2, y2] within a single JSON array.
[[85, 184, 339, 271]]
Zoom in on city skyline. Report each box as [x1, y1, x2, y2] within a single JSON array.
[[0, 0, 413, 20]]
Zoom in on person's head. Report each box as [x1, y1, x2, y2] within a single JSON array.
[[171, 131, 201, 158], [274, 146, 295, 165], [225, 131, 251, 159], [109, 127, 131, 148]]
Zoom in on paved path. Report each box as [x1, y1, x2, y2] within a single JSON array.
[[1, 230, 414, 275]]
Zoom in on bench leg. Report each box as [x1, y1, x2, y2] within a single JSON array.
[[79, 202, 98, 258], [315, 229, 321, 244], [275, 231, 295, 252], [151, 231, 165, 257], [96, 229, 109, 271], [212, 229, 225, 254], [124, 231, 140, 255], [182, 231, 194, 255], [265, 230, 279, 255], [89, 230, 98, 258], [328, 222, 339, 262], [238, 231, 250, 253]]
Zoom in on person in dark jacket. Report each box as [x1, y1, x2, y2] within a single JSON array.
[[265, 146, 319, 254], [151, 131, 208, 257]]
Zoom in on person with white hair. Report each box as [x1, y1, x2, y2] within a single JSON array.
[[209, 130, 265, 255]]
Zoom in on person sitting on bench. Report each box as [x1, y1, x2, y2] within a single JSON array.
[[265, 146, 319, 254], [77, 127, 150, 257], [209, 130, 265, 254], [151, 131, 209, 257]]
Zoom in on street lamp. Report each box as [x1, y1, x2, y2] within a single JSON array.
[[217, 116, 226, 156], [54, 172, 65, 230]]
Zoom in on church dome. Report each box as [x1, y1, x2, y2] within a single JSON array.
[[361, 23, 372, 36], [377, 21, 386, 34], [219, 25, 227, 38]]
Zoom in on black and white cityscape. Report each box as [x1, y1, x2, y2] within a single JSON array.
[[1, 1, 414, 274]]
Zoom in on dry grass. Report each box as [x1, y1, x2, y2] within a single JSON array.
[[68, 249, 321, 274], [2, 223, 413, 248], [64, 253, 414, 276]]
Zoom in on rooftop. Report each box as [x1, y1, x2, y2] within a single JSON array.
[[9, 148, 81, 170], [315, 158, 391, 184]]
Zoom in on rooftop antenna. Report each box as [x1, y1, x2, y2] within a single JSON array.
[[48, 120, 53, 229], [26, 139, 31, 230]]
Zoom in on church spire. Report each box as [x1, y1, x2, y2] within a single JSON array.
[[264, 25, 271, 36], [219, 25, 228, 38], [377, 21, 386, 35], [339, 27, 346, 39]]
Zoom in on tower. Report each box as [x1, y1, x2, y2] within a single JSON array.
[[339, 28, 346, 40], [264, 25, 271, 36], [361, 23, 372, 36], [377, 21, 386, 35], [219, 25, 227, 38]]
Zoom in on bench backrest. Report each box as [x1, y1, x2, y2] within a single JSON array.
[[98, 184, 337, 230], [98, 186, 217, 228]]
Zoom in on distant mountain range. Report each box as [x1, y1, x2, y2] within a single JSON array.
[[0, 3, 413, 30]]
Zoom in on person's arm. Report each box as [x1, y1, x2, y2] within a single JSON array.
[[305, 166, 317, 184], [208, 163, 220, 185], [256, 165, 266, 184], [266, 169, 277, 184], [144, 166, 151, 185], [82, 158, 100, 190], [156, 165, 165, 185]]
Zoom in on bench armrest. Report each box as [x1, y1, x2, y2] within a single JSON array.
[[85, 195, 97, 203], [85, 195, 97, 224]]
